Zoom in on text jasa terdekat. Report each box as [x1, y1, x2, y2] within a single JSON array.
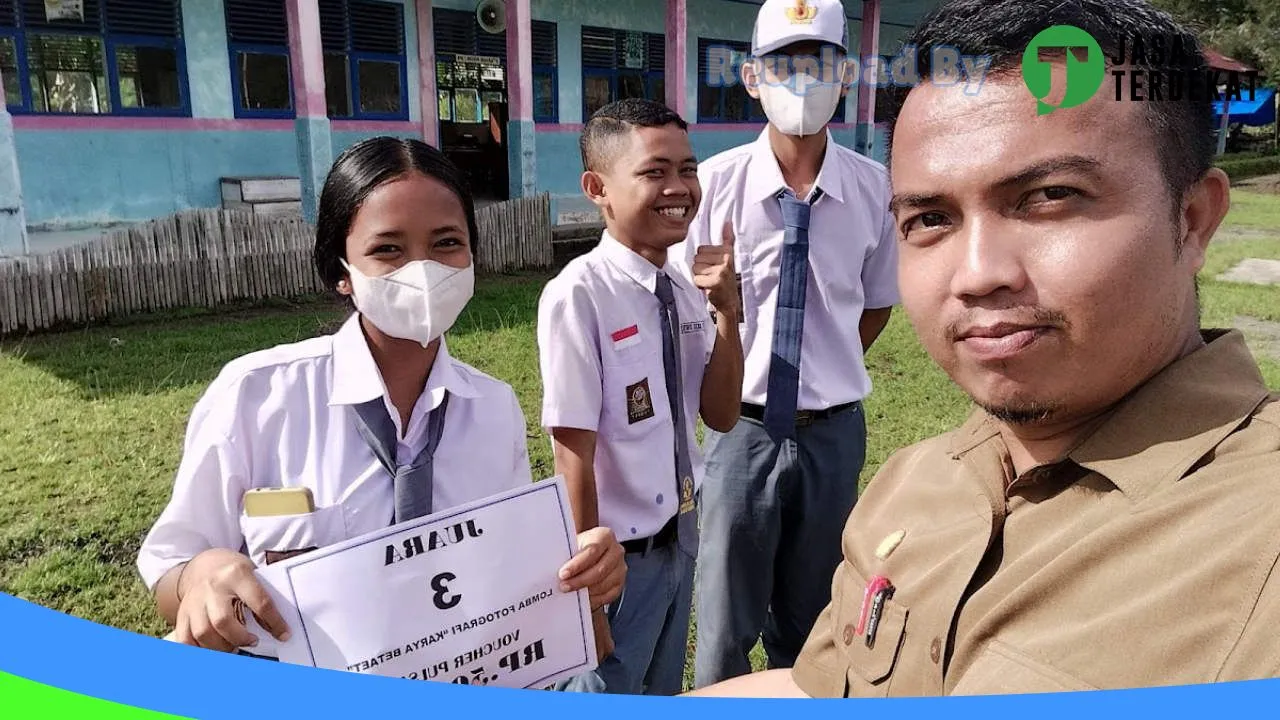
[[339, 517, 557, 684]]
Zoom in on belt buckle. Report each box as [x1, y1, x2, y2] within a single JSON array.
[[794, 410, 815, 427]]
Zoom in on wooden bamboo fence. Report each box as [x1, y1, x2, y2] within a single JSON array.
[[0, 193, 553, 335], [1, 209, 318, 335], [474, 192, 553, 273]]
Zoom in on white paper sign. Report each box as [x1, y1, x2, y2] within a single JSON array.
[[251, 478, 596, 690], [623, 31, 646, 70], [44, 0, 84, 22]]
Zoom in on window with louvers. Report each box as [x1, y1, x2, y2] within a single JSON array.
[[20, 0, 102, 32], [532, 19, 556, 122], [351, 1, 403, 54], [225, 0, 287, 46], [318, 0, 407, 120], [581, 26, 665, 118], [104, 0, 182, 37], [532, 20, 556, 66], [433, 7, 513, 125], [433, 8, 475, 57], [0, 1, 13, 107], [2, 0, 187, 115], [433, 7, 505, 62], [580, 27, 663, 72], [225, 0, 291, 116], [430, 12, 559, 123], [581, 27, 614, 69], [696, 37, 764, 123]]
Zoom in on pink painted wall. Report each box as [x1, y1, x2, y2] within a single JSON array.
[[286, 0, 328, 119], [505, 0, 533, 123], [415, 0, 439, 146], [665, 0, 688, 119], [855, 0, 881, 127]]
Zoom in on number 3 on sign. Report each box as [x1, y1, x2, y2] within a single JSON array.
[[432, 572, 461, 610]]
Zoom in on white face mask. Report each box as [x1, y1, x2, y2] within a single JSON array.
[[342, 258, 475, 347], [756, 72, 845, 138]]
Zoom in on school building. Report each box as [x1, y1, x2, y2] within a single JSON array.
[[0, 0, 938, 256]]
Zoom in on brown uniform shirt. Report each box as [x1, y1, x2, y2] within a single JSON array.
[[792, 329, 1280, 696]]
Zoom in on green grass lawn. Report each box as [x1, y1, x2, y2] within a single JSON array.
[[1, 191, 1278, 681]]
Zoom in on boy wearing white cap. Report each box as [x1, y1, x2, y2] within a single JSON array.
[[670, 0, 900, 687]]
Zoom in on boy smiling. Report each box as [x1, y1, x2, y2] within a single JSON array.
[[537, 99, 743, 694]]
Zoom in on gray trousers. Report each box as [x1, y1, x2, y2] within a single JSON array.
[[558, 542, 694, 695], [693, 403, 866, 687]]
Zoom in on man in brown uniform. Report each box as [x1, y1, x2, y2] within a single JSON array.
[[688, 0, 1280, 697]]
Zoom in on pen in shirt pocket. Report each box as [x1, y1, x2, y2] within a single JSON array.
[[857, 575, 890, 636], [865, 583, 895, 649]]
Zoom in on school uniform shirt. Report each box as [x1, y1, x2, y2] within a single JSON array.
[[671, 128, 900, 411], [791, 330, 1280, 696], [136, 313, 532, 592], [537, 232, 716, 542]]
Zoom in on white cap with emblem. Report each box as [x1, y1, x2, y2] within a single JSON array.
[[751, 0, 850, 57]]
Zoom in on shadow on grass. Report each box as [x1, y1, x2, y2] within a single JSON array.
[[0, 272, 551, 401]]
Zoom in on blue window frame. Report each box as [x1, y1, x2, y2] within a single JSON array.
[[531, 19, 557, 123], [225, 0, 293, 119], [319, 0, 408, 121], [433, 7, 528, 127], [435, 53, 504, 125], [1, 0, 189, 116], [429, 12, 557, 124], [581, 26, 664, 120], [532, 63, 556, 122], [697, 38, 763, 124]]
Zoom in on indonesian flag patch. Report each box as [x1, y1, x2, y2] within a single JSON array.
[[611, 324, 640, 350]]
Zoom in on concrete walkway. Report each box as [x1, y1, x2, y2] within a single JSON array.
[[1218, 258, 1280, 286], [1234, 316, 1280, 364], [1219, 256, 1280, 363]]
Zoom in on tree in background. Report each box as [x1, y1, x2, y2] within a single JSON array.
[[1151, 0, 1278, 80], [1152, 0, 1278, 151]]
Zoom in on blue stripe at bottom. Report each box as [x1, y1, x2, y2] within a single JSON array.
[[0, 593, 1277, 719]]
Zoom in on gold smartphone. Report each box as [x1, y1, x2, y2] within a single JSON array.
[[243, 487, 315, 517]]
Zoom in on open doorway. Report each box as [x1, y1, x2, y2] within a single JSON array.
[[436, 53, 508, 203]]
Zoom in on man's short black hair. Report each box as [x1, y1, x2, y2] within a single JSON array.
[[580, 98, 689, 173], [887, 0, 1214, 203]]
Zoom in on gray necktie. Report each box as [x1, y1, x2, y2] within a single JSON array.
[[764, 188, 822, 442], [655, 273, 699, 559], [351, 393, 451, 525]]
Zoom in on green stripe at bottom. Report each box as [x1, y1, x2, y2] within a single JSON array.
[[0, 671, 189, 719]]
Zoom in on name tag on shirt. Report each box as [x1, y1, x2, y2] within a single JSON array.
[[611, 325, 641, 351], [680, 320, 706, 335]]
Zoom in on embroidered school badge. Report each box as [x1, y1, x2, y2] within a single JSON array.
[[679, 476, 695, 514], [785, 0, 817, 24], [626, 378, 655, 424]]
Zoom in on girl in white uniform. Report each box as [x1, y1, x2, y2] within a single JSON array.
[[136, 137, 625, 660]]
